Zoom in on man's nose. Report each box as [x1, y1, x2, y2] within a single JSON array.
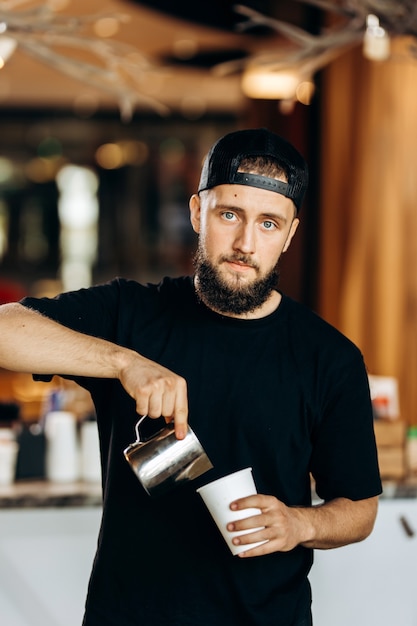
[[233, 223, 255, 254]]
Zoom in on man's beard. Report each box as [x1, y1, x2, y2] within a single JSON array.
[[193, 248, 279, 315]]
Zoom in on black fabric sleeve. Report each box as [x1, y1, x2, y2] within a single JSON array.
[[20, 279, 122, 340], [20, 279, 123, 383]]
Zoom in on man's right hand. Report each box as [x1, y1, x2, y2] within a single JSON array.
[[118, 353, 188, 439]]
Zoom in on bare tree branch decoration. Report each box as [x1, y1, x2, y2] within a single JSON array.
[[1, 0, 417, 113], [215, 1, 417, 80], [0, 3, 169, 120]]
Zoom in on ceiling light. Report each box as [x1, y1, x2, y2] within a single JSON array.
[[95, 143, 124, 170], [93, 17, 120, 39], [296, 80, 315, 105], [241, 67, 302, 100], [0, 36, 17, 69], [363, 14, 391, 61]]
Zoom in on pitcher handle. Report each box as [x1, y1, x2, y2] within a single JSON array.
[[134, 415, 148, 442]]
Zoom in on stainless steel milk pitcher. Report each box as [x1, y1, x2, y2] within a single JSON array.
[[124, 415, 213, 497]]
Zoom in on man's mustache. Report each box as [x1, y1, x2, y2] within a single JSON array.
[[219, 254, 259, 270]]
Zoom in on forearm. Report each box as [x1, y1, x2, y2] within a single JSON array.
[[229, 493, 379, 556], [0, 302, 135, 378], [296, 496, 379, 549], [0, 302, 189, 436]]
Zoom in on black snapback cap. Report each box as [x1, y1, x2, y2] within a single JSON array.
[[198, 128, 309, 212]]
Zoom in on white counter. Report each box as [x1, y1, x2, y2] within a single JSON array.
[[310, 498, 417, 625], [0, 507, 101, 626]]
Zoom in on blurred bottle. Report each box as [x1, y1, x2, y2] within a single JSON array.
[[45, 411, 79, 482], [0, 428, 19, 486], [80, 414, 101, 483], [15, 422, 46, 480]]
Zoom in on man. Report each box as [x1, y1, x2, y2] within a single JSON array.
[[0, 128, 381, 626]]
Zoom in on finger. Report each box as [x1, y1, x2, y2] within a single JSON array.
[[133, 382, 157, 418], [230, 494, 263, 511], [148, 385, 181, 420], [135, 396, 151, 418], [138, 375, 177, 419], [160, 392, 178, 423], [172, 378, 188, 439], [232, 527, 266, 547], [227, 513, 264, 533], [231, 527, 271, 558], [147, 398, 163, 419], [237, 540, 271, 558]]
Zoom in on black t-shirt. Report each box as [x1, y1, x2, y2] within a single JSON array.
[[22, 276, 382, 626]]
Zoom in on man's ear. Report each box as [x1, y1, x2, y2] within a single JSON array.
[[282, 217, 299, 253], [189, 194, 201, 234]]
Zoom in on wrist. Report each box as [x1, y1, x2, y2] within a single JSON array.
[[293, 506, 317, 547], [110, 345, 140, 379]]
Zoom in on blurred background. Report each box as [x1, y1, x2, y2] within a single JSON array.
[[0, 0, 416, 437], [0, 3, 417, 625]]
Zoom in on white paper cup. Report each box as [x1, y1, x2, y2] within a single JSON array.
[[197, 467, 267, 555], [0, 440, 19, 486]]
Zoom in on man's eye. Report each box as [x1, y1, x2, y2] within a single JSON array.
[[223, 212, 235, 220], [263, 220, 276, 230]]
